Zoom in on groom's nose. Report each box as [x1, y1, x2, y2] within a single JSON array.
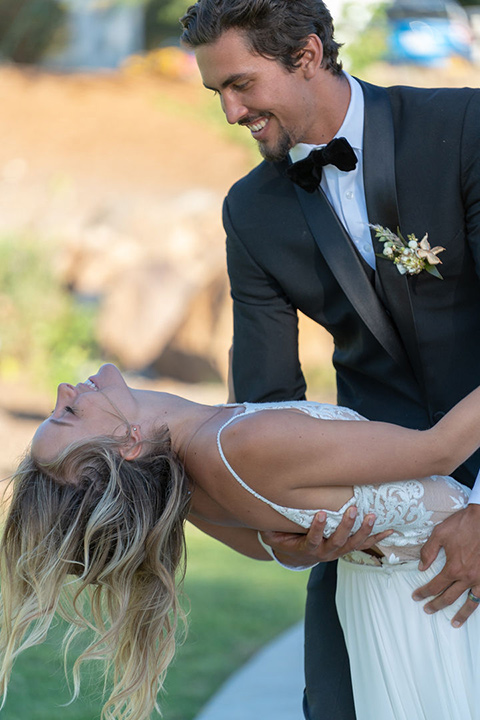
[[221, 92, 249, 125]]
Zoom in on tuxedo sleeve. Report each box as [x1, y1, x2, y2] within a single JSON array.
[[461, 90, 480, 492], [223, 197, 307, 403], [462, 91, 480, 277]]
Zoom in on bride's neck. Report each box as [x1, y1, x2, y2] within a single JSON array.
[[130, 388, 225, 458]]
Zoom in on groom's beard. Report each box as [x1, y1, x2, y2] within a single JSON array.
[[258, 125, 294, 163]]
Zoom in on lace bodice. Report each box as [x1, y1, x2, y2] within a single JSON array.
[[217, 401, 470, 564]]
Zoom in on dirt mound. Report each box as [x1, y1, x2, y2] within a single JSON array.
[[0, 66, 251, 194]]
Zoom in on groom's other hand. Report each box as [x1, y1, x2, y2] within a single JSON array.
[[261, 508, 393, 568], [413, 504, 480, 626]]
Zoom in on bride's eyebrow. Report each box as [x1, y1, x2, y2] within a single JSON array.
[[49, 418, 73, 427]]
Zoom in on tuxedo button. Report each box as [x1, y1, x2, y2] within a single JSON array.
[[432, 410, 445, 423]]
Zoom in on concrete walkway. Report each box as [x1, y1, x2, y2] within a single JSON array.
[[194, 621, 305, 720]]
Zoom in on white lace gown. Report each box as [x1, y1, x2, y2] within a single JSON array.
[[217, 401, 479, 720]]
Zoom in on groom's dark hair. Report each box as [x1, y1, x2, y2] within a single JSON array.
[[180, 0, 343, 75]]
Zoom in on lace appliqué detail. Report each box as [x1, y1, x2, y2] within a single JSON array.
[[355, 481, 433, 544], [357, 475, 469, 563]]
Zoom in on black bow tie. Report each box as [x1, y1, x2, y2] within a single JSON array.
[[286, 137, 358, 193]]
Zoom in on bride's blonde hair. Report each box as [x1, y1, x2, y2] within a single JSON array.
[[0, 427, 190, 720]]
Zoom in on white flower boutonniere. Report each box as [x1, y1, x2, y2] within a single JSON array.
[[369, 224, 445, 279]]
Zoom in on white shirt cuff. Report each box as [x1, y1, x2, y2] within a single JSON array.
[[257, 532, 318, 572], [468, 469, 480, 505]]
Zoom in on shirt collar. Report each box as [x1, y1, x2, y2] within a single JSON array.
[[289, 73, 364, 164]]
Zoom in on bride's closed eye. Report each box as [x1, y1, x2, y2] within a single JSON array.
[[49, 406, 78, 416]]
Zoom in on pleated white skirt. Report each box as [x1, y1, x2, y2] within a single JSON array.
[[336, 554, 480, 720]]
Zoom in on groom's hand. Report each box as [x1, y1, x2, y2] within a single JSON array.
[[413, 504, 480, 627], [260, 507, 393, 568]]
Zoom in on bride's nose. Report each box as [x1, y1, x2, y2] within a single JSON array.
[[54, 383, 77, 409]]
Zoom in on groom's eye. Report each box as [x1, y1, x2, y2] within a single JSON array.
[[233, 81, 250, 91]]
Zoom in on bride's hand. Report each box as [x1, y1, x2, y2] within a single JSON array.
[[260, 507, 393, 568], [412, 504, 480, 627]]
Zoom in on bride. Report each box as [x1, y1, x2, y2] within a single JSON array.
[[2, 363, 480, 720]]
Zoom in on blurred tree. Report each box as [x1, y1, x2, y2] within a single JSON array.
[[339, 2, 389, 72], [0, 0, 187, 65], [0, 0, 66, 64], [145, 0, 187, 48]]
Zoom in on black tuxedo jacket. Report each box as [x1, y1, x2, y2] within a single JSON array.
[[224, 80, 480, 488]]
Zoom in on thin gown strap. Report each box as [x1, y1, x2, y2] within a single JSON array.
[[216, 409, 304, 513], [215, 406, 358, 529]]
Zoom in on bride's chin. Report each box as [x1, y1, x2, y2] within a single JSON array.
[[92, 363, 126, 389]]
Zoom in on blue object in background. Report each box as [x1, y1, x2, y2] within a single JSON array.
[[46, 0, 144, 71], [387, 0, 473, 66]]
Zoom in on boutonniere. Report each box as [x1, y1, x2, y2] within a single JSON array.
[[369, 224, 445, 279]]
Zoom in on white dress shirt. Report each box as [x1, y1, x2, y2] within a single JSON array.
[[290, 73, 375, 268], [289, 73, 480, 503], [469, 473, 480, 504]]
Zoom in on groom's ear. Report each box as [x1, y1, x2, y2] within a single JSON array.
[[119, 426, 143, 461], [299, 34, 324, 79]]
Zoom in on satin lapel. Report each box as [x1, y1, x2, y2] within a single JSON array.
[[294, 182, 409, 369], [361, 80, 426, 392], [361, 80, 400, 233]]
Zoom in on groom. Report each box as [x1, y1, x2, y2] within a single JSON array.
[[180, 1, 480, 717]]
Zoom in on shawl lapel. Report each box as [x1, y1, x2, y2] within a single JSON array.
[[360, 80, 426, 393], [293, 181, 409, 370]]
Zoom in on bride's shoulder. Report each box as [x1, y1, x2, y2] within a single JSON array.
[[217, 408, 322, 492], [222, 405, 327, 453], [219, 402, 368, 461]]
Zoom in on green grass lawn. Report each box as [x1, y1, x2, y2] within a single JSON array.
[[1, 525, 308, 720]]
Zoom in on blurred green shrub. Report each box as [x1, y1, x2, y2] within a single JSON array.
[[0, 0, 66, 64], [338, 2, 389, 74], [0, 235, 101, 391]]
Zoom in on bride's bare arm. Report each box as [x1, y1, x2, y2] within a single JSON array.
[[188, 512, 394, 566], [222, 386, 480, 495], [188, 515, 274, 560]]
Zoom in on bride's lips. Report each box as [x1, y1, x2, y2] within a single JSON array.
[[74, 378, 98, 393]]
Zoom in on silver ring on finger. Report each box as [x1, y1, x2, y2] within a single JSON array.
[[467, 589, 480, 604]]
